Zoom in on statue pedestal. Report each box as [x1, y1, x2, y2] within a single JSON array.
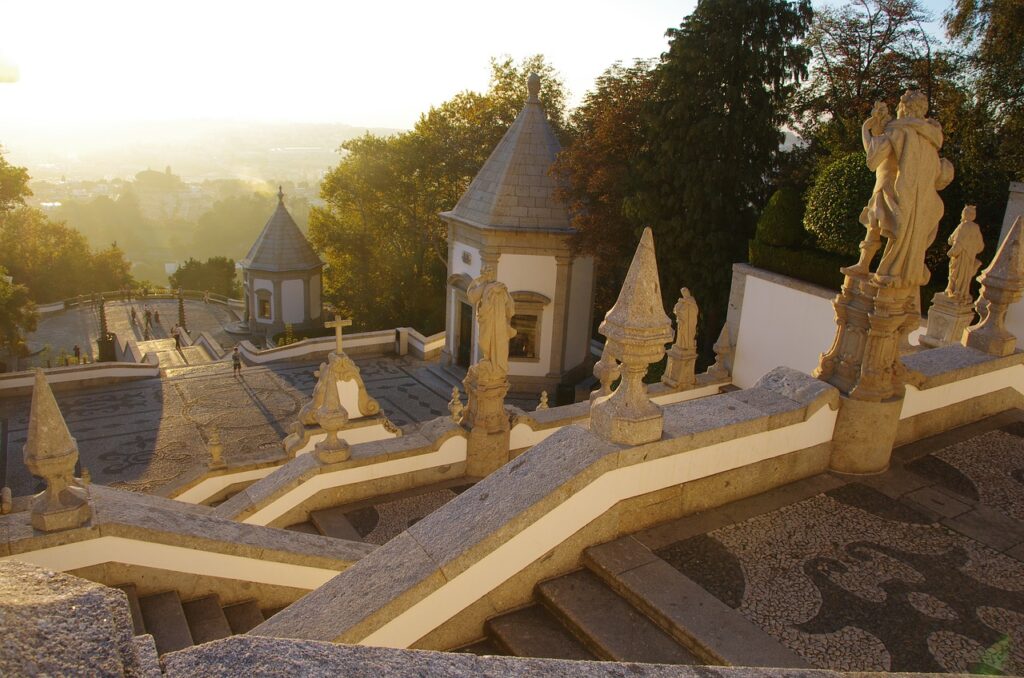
[[591, 362, 663, 445], [661, 345, 697, 389], [815, 272, 918, 402], [463, 366, 511, 477], [920, 292, 975, 348], [829, 394, 902, 474], [31, 484, 91, 532]]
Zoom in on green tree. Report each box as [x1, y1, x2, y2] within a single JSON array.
[[311, 55, 568, 332], [552, 59, 656, 322], [0, 147, 31, 213], [0, 266, 37, 371], [633, 0, 813, 352], [168, 257, 240, 297], [803, 152, 876, 256]]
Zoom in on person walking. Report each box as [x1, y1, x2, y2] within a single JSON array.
[[173, 325, 181, 351], [73, 345, 81, 362], [232, 347, 242, 376]]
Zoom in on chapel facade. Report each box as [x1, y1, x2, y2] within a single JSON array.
[[240, 187, 324, 337], [440, 74, 596, 395]]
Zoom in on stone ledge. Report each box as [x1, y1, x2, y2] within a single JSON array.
[[164, 635, 902, 677], [2, 485, 374, 568], [903, 344, 1024, 387]]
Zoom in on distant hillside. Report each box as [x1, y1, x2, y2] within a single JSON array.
[[2, 119, 402, 182]]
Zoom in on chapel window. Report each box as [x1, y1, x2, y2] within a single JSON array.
[[510, 314, 539, 360], [258, 297, 272, 320]]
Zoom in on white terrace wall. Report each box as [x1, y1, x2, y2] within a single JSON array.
[[727, 264, 923, 389]]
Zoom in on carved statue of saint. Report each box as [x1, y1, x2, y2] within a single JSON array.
[[671, 288, 698, 352], [467, 265, 516, 379], [945, 205, 985, 302], [850, 91, 956, 287]]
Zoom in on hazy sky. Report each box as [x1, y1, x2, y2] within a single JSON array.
[[0, 0, 953, 130], [0, 0, 696, 129]]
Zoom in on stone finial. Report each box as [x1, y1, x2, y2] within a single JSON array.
[[23, 369, 91, 531], [527, 72, 541, 103], [277, 185, 285, 202], [1, 486, 11, 514], [314, 355, 352, 464], [662, 288, 699, 389], [80, 467, 91, 485], [208, 428, 226, 470], [448, 387, 464, 423], [536, 391, 549, 410], [591, 343, 620, 402], [591, 228, 674, 445], [963, 216, 1024, 356], [708, 325, 733, 379]]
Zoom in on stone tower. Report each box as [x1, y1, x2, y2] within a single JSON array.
[[241, 187, 324, 338], [440, 74, 596, 395]]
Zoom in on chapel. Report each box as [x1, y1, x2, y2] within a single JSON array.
[[440, 73, 596, 396], [240, 187, 324, 337]]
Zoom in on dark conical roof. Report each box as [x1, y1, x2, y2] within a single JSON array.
[[242, 188, 323, 273], [440, 74, 572, 233]]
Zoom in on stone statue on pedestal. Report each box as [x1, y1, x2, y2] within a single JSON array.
[[466, 265, 516, 380], [662, 288, 699, 389], [945, 205, 985, 301]]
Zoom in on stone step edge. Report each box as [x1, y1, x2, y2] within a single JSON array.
[[533, 570, 625, 662], [483, 604, 539, 657], [583, 536, 809, 669]]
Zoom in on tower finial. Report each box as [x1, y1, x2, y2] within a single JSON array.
[[277, 185, 284, 202], [527, 72, 541, 103]]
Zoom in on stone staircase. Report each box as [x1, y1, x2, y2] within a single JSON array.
[[456, 536, 805, 668], [136, 338, 214, 368], [284, 505, 364, 542], [115, 583, 279, 656]]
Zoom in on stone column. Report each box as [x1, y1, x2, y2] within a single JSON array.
[[547, 254, 573, 380]]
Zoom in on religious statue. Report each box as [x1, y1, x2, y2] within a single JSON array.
[[945, 205, 985, 302], [466, 265, 516, 380], [845, 91, 954, 287], [671, 288, 698, 352]]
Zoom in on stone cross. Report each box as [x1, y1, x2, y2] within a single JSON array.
[[325, 314, 353, 355]]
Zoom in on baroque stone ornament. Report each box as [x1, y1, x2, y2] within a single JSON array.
[[816, 91, 954, 402], [662, 288, 699, 389], [23, 369, 91, 531], [591, 228, 674, 445], [590, 343, 621, 402], [536, 391, 549, 410], [208, 428, 226, 470], [708, 325, 733, 379], [314, 356, 352, 464], [921, 205, 985, 347], [448, 387, 464, 423], [963, 216, 1024, 356]]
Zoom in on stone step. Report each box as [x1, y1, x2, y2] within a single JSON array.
[[182, 594, 233, 645], [113, 583, 145, 635], [537, 569, 699, 665], [310, 506, 364, 542], [182, 345, 212, 365], [417, 363, 464, 400], [284, 520, 322, 535], [584, 536, 808, 668], [138, 590, 195, 655], [454, 638, 504, 656], [222, 599, 266, 634], [485, 604, 594, 661]]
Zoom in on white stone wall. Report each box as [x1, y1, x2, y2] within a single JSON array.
[[282, 279, 305, 324], [451, 243, 481, 279], [564, 256, 595, 371], [498, 253, 556, 377]]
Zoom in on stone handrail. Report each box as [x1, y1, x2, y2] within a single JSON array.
[[35, 289, 244, 316], [0, 361, 160, 396], [252, 367, 840, 649], [1, 485, 374, 611]]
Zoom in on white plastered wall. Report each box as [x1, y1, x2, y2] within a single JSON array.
[[499, 253, 556, 377], [732, 273, 923, 388], [282, 279, 305, 324]]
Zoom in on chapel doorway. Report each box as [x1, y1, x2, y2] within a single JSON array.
[[457, 302, 473, 368]]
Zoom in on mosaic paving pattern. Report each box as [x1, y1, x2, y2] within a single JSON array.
[[0, 356, 458, 496], [345, 485, 472, 545], [658, 483, 1024, 673]]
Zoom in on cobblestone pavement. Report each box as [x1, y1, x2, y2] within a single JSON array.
[[0, 355, 470, 496], [23, 299, 244, 364], [654, 415, 1024, 674]]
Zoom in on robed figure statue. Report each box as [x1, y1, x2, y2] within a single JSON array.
[[466, 265, 516, 380]]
